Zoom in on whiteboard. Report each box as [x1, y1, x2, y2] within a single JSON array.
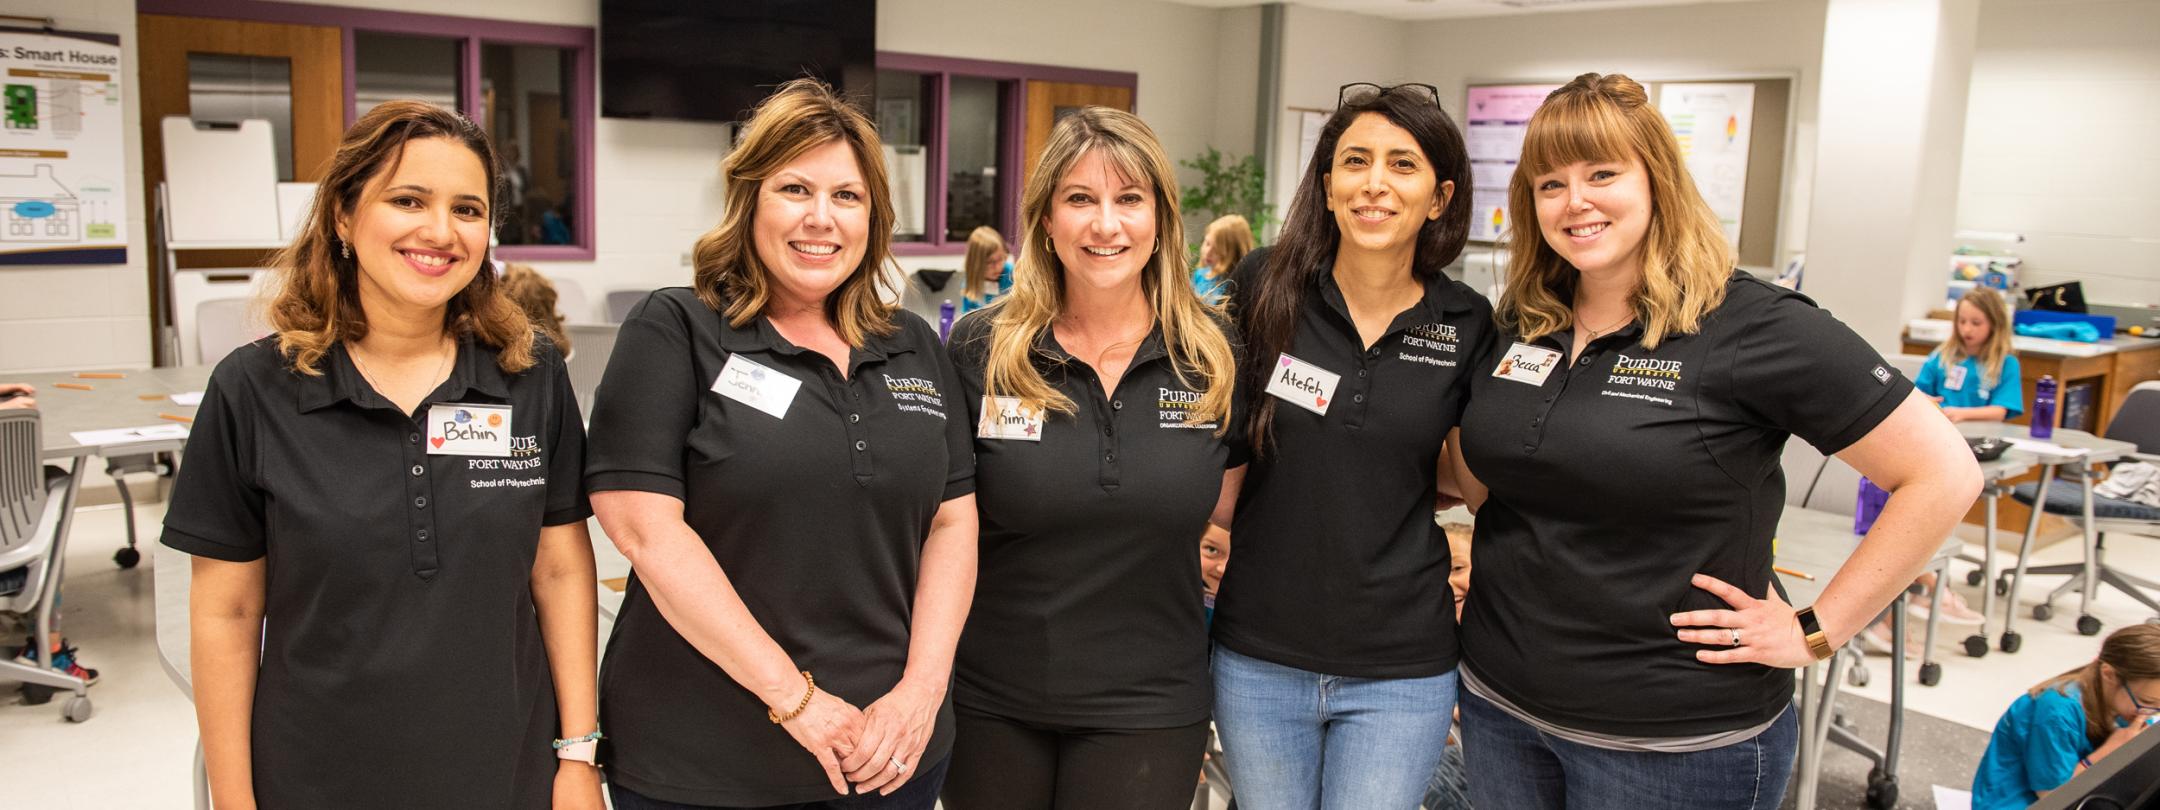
[[161, 117, 282, 246]]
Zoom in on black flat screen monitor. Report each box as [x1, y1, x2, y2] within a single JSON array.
[[601, 0, 876, 123]]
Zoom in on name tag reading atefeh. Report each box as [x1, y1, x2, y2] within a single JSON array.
[[977, 395, 1045, 441], [426, 403, 514, 456], [713, 353, 801, 419], [1264, 352, 1340, 415], [1493, 343, 1561, 386], [1945, 364, 1968, 392]]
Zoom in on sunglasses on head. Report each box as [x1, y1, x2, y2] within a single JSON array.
[[1337, 82, 1442, 108]]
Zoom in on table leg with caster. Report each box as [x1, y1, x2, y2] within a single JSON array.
[[2000, 463, 2056, 653]]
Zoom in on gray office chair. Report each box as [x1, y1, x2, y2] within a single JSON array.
[[2010, 381, 2160, 635], [604, 289, 651, 324], [0, 408, 94, 721], [564, 323, 620, 418]]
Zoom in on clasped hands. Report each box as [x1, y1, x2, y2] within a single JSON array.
[[776, 677, 943, 797]]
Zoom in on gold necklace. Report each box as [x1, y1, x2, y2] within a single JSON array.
[[1576, 310, 1633, 340], [348, 336, 453, 405]]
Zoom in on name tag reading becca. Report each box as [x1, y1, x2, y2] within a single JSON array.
[[713, 353, 801, 419], [978, 395, 1045, 441], [1493, 343, 1562, 386], [1264, 352, 1341, 415], [426, 403, 514, 456]]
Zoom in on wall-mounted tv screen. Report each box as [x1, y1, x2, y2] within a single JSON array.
[[602, 0, 876, 123]]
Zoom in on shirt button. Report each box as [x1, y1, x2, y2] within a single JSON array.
[[408, 433, 420, 444], [416, 529, 430, 542], [1352, 393, 1365, 404], [854, 440, 867, 451], [1578, 356, 1592, 367], [1104, 452, 1115, 463], [1112, 400, 1124, 410], [1103, 426, 1113, 436], [1358, 369, 1369, 378], [411, 464, 424, 476], [413, 496, 428, 509], [849, 413, 861, 424]]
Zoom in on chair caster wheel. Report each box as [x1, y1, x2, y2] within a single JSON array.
[[1995, 578, 2009, 596], [63, 695, 92, 723], [1919, 662, 1942, 686], [1964, 635, 1989, 657], [1966, 569, 1985, 586], [2034, 604, 2053, 621], [1848, 666, 1870, 688], [2078, 615, 2103, 636], [20, 683, 55, 705], [2001, 631, 2023, 653], [113, 546, 140, 569], [1866, 771, 1899, 809]]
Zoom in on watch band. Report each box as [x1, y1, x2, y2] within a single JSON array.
[[555, 738, 598, 765], [1796, 607, 1834, 661]]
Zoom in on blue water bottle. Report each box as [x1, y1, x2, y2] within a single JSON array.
[[939, 299, 956, 343], [2031, 375, 2056, 439]]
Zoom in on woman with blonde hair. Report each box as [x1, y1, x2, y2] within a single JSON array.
[[1918, 287, 2023, 423], [584, 78, 976, 810], [959, 225, 1009, 313], [1444, 72, 1980, 807], [164, 100, 602, 808], [939, 106, 1237, 810], [1194, 214, 1252, 306]]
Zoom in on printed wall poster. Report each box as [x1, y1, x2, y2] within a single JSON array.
[[1464, 84, 1559, 244], [0, 26, 127, 265], [1657, 82, 1754, 249]]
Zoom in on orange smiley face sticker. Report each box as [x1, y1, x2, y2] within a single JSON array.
[[487, 413, 503, 427]]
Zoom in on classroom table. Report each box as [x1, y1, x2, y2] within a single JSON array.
[[1953, 422, 2041, 661], [6, 367, 207, 723], [1781, 505, 1964, 810], [1952, 423, 2140, 650]]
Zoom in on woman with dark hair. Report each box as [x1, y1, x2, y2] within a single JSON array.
[[1446, 73, 1977, 808], [584, 78, 976, 810], [165, 100, 602, 808], [1209, 82, 1493, 810]]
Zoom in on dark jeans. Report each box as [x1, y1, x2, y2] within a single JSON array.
[[1459, 689, 1798, 809], [940, 705, 1211, 810], [607, 757, 949, 810]]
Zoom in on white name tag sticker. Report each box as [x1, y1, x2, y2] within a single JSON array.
[[712, 354, 802, 419], [426, 403, 514, 456], [1944, 364, 1968, 392], [1264, 352, 1341, 415], [1493, 343, 1562, 386], [977, 395, 1045, 441]]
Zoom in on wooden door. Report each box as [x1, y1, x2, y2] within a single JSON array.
[[1023, 81, 1133, 180]]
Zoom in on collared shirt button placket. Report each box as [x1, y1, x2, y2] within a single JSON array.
[[405, 416, 440, 576]]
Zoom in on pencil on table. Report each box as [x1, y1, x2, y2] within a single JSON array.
[[158, 413, 194, 424], [1773, 565, 1815, 581], [73, 372, 126, 379], [54, 382, 93, 391]]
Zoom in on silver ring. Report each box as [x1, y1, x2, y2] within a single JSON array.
[[890, 756, 909, 772], [1730, 628, 1743, 646]]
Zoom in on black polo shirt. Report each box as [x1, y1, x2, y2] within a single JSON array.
[[946, 311, 1235, 728], [161, 334, 589, 809], [584, 287, 973, 807], [1458, 272, 1912, 737], [1213, 261, 1495, 678]]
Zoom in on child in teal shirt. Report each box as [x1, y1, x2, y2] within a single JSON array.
[[1973, 624, 2160, 809], [1916, 288, 2024, 422]]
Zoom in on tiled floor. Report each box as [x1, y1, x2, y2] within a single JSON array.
[[6, 498, 2158, 808]]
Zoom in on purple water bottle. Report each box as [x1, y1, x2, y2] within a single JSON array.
[[939, 299, 956, 343], [2031, 375, 2056, 439], [1854, 476, 1890, 535]]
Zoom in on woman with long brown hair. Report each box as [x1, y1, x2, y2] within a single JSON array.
[[1445, 73, 1980, 807], [583, 78, 976, 810], [164, 100, 602, 809], [939, 106, 1236, 810]]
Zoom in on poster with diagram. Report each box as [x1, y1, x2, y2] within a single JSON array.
[[0, 26, 126, 265], [1657, 82, 1753, 249], [1464, 84, 1559, 243]]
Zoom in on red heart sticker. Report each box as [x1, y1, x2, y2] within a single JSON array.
[[1315, 396, 1328, 408], [430, 436, 445, 449]]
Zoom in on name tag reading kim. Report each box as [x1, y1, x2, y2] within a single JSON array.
[[1264, 352, 1341, 415], [713, 353, 802, 419], [1493, 343, 1562, 386], [978, 395, 1045, 441], [426, 403, 514, 456], [1944, 364, 1968, 392]]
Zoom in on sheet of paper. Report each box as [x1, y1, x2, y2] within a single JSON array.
[[1931, 785, 1971, 810], [70, 423, 189, 446], [2006, 437, 2090, 458], [169, 391, 205, 406]]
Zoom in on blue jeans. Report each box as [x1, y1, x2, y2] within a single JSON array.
[[1458, 688, 1798, 809], [1211, 643, 1458, 810]]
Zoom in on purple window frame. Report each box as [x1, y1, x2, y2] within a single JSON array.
[[876, 52, 1137, 257], [141, 0, 598, 262]]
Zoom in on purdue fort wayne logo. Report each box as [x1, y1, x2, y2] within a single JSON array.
[[1607, 354, 1684, 391], [1157, 387, 1218, 430]]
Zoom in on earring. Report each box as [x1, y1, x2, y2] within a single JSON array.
[[1043, 234, 1054, 255], [339, 240, 351, 259], [1153, 239, 1161, 254]]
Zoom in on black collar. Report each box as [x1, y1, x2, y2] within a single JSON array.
[[1310, 254, 1472, 342], [1031, 320, 1171, 371], [296, 334, 511, 414], [717, 310, 916, 377]]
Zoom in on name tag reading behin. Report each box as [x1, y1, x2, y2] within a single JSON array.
[[1492, 343, 1561, 386], [1264, 352, 1341, 415], [713, 353, 802, 419], [977, 395, 1045, 441], [426, 403, 514, 456]]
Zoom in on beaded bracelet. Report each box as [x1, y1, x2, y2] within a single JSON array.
[[769, 671, 816, 724], [553, 727, 604, 750]]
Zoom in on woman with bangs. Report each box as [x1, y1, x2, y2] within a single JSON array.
[[1210, 82, 1494, 810], [584, 78, 976, 809], [938, 107, 1237, 810], [1443, 73, 1979, 807]]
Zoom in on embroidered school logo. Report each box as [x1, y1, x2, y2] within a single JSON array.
[[508, 434, 541, 458], [1398, 322, 1462, 368], [883, 373, 947, 419], [1157, 387, 1218, 430], [1607, 354, 1685, 391]]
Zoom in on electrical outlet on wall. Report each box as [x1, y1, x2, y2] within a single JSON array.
[[680, 251, 692, 267]]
